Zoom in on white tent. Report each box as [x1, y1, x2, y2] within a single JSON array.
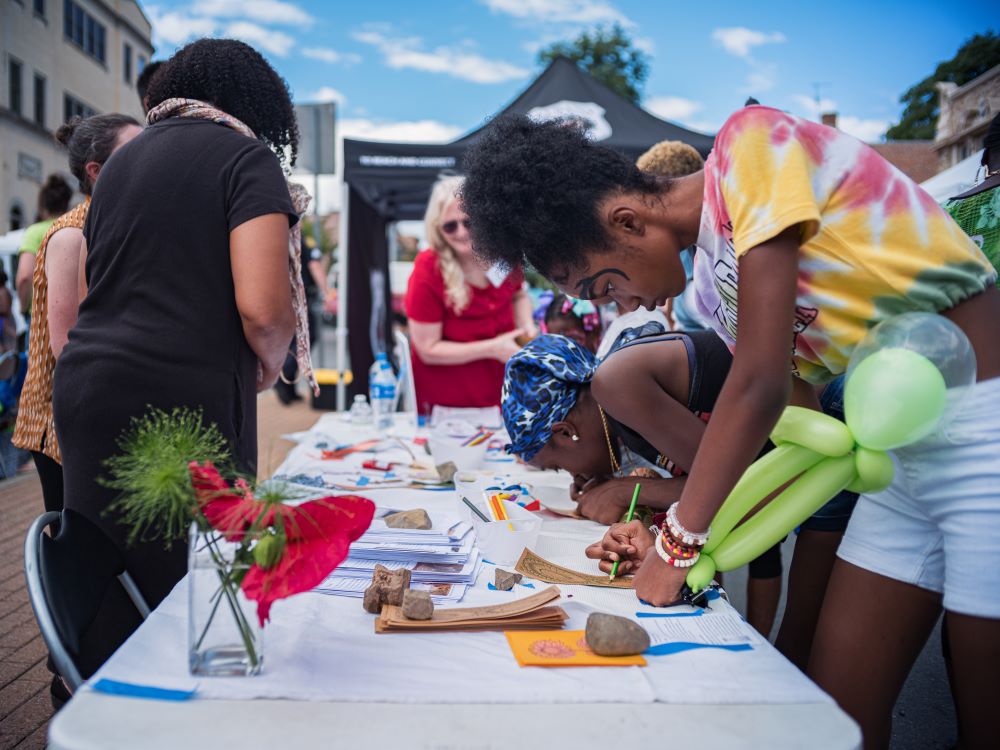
[[920, 149, 984, 202]]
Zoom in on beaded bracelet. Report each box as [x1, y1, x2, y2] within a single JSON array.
[[659, 524, 701, 559], [666, 503, 710, 547], [654, 529, 700, 568]]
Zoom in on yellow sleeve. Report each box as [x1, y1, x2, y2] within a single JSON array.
[[719, 121, 823, 259]]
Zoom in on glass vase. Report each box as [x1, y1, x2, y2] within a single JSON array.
[[188, 523, 263, 676]]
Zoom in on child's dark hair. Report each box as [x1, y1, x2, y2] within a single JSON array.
[[543, 293, 601, 333], [460, 114, 660, 281], [136, 60, 164, 106], [146, 38, 298, 168], [36, 174, 73, 216], [55, 114, 141, 196]]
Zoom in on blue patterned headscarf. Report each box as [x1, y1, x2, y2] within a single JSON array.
[[502, 335, 599, 460]]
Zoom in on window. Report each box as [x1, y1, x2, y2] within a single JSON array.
[[33, 73, 45, 126], [123, 42, 132, 84], [137, 55, 146, 74], [63, 0, 106, 63], [9, 203, 25, 232], [33, 0, 45, 18], [8, 58, 23, 115], [64, 92, 96, 122]]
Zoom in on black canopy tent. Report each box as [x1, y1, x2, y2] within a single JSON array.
[[336, 57, 715, 407]]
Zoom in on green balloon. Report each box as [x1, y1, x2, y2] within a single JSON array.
[[844, 348, 947, 450], [771, 406, 855, 457], [704, 444, 823, 554], [846, 447, 895, 494], [711, 455, 856, 572], [685, 555, 717, 593]]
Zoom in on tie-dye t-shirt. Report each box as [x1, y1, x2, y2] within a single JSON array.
[[692, 106, 996, 384]]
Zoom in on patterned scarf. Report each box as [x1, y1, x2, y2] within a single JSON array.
[[501, 335, 598, 460], [147, 98, 318, 395]]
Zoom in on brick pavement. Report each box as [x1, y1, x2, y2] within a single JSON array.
[[0, 392, 318, 749]]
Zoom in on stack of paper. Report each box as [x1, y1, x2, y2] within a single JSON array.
[[376, 587, 567, 633], [315, 577, 468, 604], [329, 554, 483, 585]]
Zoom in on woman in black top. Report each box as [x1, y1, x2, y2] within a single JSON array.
[[53, 39, 299, 620]]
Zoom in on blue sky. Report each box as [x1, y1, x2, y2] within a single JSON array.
[[143, 0, 996, 208]]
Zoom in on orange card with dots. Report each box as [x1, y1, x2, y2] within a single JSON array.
[[504, 630, 646, 667]]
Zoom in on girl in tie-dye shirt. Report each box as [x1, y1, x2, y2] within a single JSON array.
[[460, 108, 1000, 746]]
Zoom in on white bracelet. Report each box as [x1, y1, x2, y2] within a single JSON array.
[[666, 503, 710, 547], [654, 530, 700, 568]]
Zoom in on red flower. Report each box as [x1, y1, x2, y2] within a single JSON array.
[[241, 495, 375, 625], [188, 461, 376, 626]]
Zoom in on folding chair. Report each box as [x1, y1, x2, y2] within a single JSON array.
[[24, 510, 150, 690]]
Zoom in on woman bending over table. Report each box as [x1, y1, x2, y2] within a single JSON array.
[[461, 107, 1000, 748], [405, 176, 535, 416]]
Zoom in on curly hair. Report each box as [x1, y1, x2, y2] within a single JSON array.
[[146, 39, 298, 168], [636, 140, 704, 178], [37, 174, 72, 217], [56, 114, 141, 195], [460, 115, 660, 280]]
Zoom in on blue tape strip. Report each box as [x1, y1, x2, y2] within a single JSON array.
[[91, 678, 196, 701], [635, 610, 704, 618], [488, 582, 536, 591], [645, 642, 753, 656], [356, 476, 370, 487]]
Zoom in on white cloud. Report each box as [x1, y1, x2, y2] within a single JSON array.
[[838, 116, 889, 143], [302, 47, 362, 65], [339, 118, 464, 143], [646, 96, 702, 122], [633, 36, 656, 54], [352, 28, 529, 84], [191, 0, 312, 26], [299, 86, 346, 105], [147, 7, 217, 47], [222, 20, 294, 56], [481, 0, 631, 26], [712, 27, 786, 58], [744, 63, 778, 94], [789, 95, 888, 142]]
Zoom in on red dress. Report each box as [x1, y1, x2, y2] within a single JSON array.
[[405, 249, 524, 415]]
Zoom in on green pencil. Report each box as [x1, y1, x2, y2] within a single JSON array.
[[609, 482, 641, 581]]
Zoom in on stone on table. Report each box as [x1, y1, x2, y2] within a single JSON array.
[[362, 564, 413, 613], [494, 568, 522, 591], [384, 509, 432, 530], [585, 613, 650, 656], [401, 589, 434, 620]]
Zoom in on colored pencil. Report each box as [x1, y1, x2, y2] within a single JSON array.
[[461, 496, 491, 523], [610, 483, 641, 582]]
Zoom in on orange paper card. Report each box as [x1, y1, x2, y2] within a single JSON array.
[[505, 630, 646, 667]]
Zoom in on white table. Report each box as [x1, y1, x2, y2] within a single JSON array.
[[49, 414, 860, 749]]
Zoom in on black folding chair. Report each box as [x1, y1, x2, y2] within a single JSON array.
[[24, 510, 150, 690]]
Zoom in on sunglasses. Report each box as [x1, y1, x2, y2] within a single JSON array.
[[441, 219, 471, 235]]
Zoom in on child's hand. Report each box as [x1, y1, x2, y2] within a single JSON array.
[[585, 520, 654, 575], [576, 480, 634, 525], [633, 548, 689, 606]]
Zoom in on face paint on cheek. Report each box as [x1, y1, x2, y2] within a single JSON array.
[[573, 268, 630, 301]]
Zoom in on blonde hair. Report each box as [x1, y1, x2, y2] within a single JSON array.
[[636, 140, 704, 178], [424, 175, 471, 314]]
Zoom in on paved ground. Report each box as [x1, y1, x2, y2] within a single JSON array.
[[0, 389, 957, 748]]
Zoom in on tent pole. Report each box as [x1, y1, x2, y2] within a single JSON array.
[[335, 182, 350, 411]]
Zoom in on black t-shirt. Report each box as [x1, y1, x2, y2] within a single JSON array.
[[59, 117, 296, 468]]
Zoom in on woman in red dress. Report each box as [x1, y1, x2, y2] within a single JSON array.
[[405, 176, 535, 416]]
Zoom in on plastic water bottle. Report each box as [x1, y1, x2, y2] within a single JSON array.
[[348, 394, 373, 426], [368, 352, 397, 431]]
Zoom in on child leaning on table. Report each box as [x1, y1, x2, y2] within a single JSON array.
[[459, 106, 1000, 748]]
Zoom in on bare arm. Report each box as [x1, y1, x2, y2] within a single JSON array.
[[15, 253, 35, 312], [592, 341, 707, 474], [634, 227, 800, 605], [511, 286, 536, 337], [45, 228, 85, 358], [231, 214, 295, 390], [77, 242, 88, 301], [576, 476, 686, 524], [307, 259, 328, 297], [409, 319, 524, 366]]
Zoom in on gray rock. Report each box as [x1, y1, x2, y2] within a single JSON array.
[[585, 613, 650, 656], [494, 569, 522, 591], [362, 585, 384, 614], [401, 589, 434, 620], [436, 461, 458, 483], [384, 509, 432, 530]]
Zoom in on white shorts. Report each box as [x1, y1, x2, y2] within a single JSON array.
[[837, 376, 1000, 618]]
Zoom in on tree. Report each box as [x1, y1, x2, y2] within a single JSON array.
[[887, 32, 1000, 140], [538, 24, 650, 104]]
